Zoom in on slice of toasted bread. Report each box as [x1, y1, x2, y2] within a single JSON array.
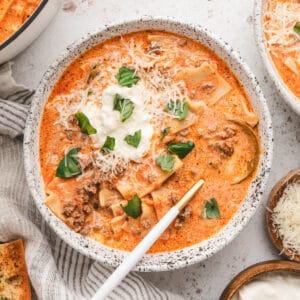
[[0, 239, 31, 300]]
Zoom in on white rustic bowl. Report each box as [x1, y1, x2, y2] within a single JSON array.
[[24, 18, 273, 272], [254, 0, 300, 115], [0, 0, 60, 64]]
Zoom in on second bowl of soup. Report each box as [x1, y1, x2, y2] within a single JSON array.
[[255, 0, 300, 115]]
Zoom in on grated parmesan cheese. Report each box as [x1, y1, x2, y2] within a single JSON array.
[[264, 1, 300, 55], [51, 34, 193, 178], [272, 181, 300, 257]]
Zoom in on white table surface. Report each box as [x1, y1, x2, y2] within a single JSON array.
[[13, 0, 300, 299]]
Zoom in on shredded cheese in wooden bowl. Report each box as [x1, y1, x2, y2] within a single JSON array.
[[267, 168, 300, 262], [272, 182, 300, 257]]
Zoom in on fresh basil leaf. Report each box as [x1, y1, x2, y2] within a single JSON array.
[[167, 140, 195, 159], [0, 297, 8, 300], [155, 154, 175, 172], [87, 64, 99, 84], [161, 127, 171, 140], [56, 147, 82, 178], [125, 130, 141, 148], [87, 89, 93, 96], [115, 66, 140, 87], [101, 136, 115, 153], [75, 112, 97, 135], [121, 194, 142, 219], [113, 94, 135, 122], [164, 100, 189, 120], [204, 198, 221, 219], [294, 21, 300, 36]]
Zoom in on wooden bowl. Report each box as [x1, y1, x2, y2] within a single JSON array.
[[220, 260, 300, 300], [266, 167, 300, 262]]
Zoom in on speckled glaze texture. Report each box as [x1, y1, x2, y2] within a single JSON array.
[[254, 0, 300, 115], [24, 18, 273, 272]]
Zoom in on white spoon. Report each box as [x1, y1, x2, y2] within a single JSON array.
[[92, 179, 205, 300]]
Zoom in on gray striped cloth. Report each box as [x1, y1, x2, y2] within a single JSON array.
[[0, 62, 182, 300]]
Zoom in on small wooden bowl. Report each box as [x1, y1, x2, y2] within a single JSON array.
[[220, 260, 300, 300], [266, 167, 300, 262]]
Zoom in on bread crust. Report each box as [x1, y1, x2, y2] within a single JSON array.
[[0, 239, 31, 300]]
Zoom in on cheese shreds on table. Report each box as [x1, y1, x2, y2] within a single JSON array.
[[272, 182, 300, 257]]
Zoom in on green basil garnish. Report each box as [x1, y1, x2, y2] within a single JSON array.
[[294, 21, 300, 36], [87, 64, 99, 84], [121, 194, 142, 219], [87, 89, 93, 96], [155, 154, 175, 172], [56, 147, 82, 178], [161, 127, 171, 140], [115, 66, 140, 87], [167, 140, 195, 159], [164, 100, 189, 120], [75, 112, 97, 135], [113, 94, 135, 122], [204, 198, 221, 219], [125, 129, 141, 148], [101, 136, 115, 153]]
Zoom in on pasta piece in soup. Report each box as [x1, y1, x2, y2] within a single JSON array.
[[116, 155, 183, 199], [174, 62, 232, 105]]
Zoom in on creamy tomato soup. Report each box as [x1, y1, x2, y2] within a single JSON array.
[[264, 0, 300, 99], [0, 0, 42, 44], [40, 31, 260, 253]]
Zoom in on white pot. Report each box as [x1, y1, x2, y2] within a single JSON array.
[[0, 0, 60, 64]]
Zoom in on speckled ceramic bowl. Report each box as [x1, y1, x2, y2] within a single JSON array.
[[254, 0, 300, 115], [24, 18, 273, 272]]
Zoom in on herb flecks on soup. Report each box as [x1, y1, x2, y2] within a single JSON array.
[[0, 0, 42, 44], [264, 0, 300, 99], [40, 31, 260, 253]]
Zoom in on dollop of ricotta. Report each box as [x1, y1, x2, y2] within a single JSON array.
[[232, 272, 300, 300], [81, 84, 153, 162]]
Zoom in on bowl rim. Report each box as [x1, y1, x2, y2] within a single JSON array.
[[0, 0, 49, 51], [23, 17, 273, 272], [254, 0, 300, 115], [220, 260, 300, 300]]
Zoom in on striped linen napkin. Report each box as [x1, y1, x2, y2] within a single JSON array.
[[0, 62, 182, 300]]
